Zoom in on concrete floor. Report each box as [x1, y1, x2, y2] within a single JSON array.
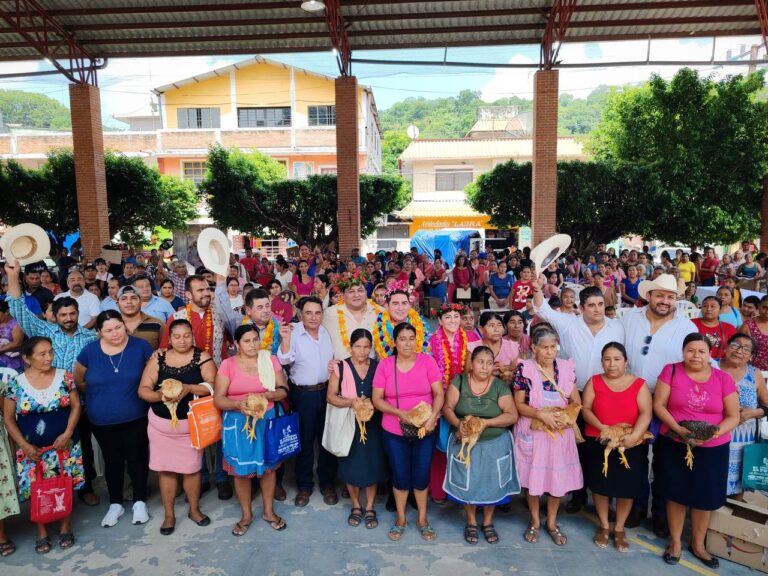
[[0, 473, 756, 576]]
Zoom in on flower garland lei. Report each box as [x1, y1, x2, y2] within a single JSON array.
[[187, 303, 213, 354], [438, 326, 468, 389], [374, 309, 426, 358], [241, 315, 276, 352], [338, 301, 381, 354]]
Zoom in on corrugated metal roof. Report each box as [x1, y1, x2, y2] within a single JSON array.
[[0, 1, 761, 61], [399, 137, 586, 162]]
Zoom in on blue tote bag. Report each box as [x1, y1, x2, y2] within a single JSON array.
[[264, 402, 301, 468]]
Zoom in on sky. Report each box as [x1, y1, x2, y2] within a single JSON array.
[[0, 35, 765, 129]]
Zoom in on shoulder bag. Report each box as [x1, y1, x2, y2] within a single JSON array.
[[30, 449, 73, 524], [322, 360, 356, 457], [188, 382, 222, 450]]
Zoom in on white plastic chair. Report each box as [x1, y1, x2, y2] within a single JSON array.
[[0, 366, 18, 386], [562, 282, 583, 294], [675, 300, 699, 319]]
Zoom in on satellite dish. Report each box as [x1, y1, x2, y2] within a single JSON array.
[[406, 125, 420, 140]]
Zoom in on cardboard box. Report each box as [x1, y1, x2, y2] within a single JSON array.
[[707, 493, 768, 573]]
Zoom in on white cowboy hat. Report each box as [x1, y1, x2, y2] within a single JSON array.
[[0, 223, 51, 265], [530, 233, 571, 273], [197, 227, 230, 277], [638, 273, 683, 300]]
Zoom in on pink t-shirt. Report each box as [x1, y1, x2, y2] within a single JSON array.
[[467, 338, 519, 366], [659, 362, 737, 448], [373, 354, 441, 436], [291, 274, 314, 296], [218, 355, 283, 409]]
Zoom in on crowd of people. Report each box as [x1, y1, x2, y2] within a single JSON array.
[[0, 237, 765, 570]]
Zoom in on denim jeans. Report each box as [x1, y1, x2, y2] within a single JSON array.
[[382, 430, 436, 491]]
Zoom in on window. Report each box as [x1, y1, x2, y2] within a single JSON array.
[[176, 108, 220, 129], [319, 166, 337, 174], [237, 107, 291, 128], [308, 105, 336, 126], [182, 161, 206, 185], [293, 162, 313, 179], [435, 168, 473, 191]]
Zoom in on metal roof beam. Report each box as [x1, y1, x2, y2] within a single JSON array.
[[0, 0, 102, 84], [756, 0, 768, 52], [541, 0, 578, 70], [325, 0, 352, 76]]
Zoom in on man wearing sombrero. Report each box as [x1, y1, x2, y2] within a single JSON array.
[[322, 272, 380, 360], [620, 273, 696, 537]]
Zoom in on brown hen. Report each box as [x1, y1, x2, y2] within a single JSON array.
[[160, 378, 184, 429], [598, 423, 654, 477], [353, 396, 375, 444], [242, 394, 268, 441], [530, 403, 584, 442], [402, 401, 433, 439], [456, 415, 484, 468]]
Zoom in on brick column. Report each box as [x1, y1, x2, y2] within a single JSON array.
[[335, 76, 361, 257], [531, 69, 559, 245], [69, 83, 110, 260]]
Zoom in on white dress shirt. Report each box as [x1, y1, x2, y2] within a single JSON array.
[[55, 290, 101, 326], [277, 322, 334, 386], [621, 306, 697, 392], [537, 298, 625, 390]]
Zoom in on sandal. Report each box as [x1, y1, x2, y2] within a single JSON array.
[[593, 527, 610, 549], [231, 519, 252, 537], [388, 522, 407, 541], [262, 515, 287, 531], [35, 537, 51, 555], [0, 540, 16, 557], [464, 524, 479, 545], [481, 524, 499, 544], [58, 532, 75, 549], [613, 530, 630, 553], [364, 509, 378, 529], [524, 524, 539, 543], [348, 507, 363, 527], [546, 524, 567, 546], [417, 523, 437, 542]]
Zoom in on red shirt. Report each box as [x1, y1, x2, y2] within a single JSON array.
[[700, 257, 719, 280], [511, 281, 533, 310], [585, 375, 646, 437], [239, 257, 259, 280], [692, 319, 736, 359]]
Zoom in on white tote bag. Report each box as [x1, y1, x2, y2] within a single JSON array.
[[322, 404, 355, 457]]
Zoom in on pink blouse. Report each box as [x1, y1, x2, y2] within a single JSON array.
[[659, 362, 737, 448], [373, 354, 441, 436], [467, 338, 519, 366], [291, 274, 314, 296], [219, 355, 283, 409]]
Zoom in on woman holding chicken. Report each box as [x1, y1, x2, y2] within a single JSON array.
[[442, 346, 519, 545], [653, 332, 740, 567], [214, 324, 288, 537], [581, 342, 652, 553], [512, 325, 583, 546], [372, 323, 444, 542], [138, 319, 217, 536]]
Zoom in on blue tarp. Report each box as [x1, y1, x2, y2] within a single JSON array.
[[410, 229, 481, 264]]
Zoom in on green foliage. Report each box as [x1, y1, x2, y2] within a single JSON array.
[[379, 86, 609, 139], [588, 69, 768, 245], [202, 145, 411, 245], [0, 90, 72, 129], [467, 159, 663, 256], [0, 149, 198, 249], [382, 130, 411, 175]]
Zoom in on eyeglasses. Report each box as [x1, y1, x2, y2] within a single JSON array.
[[641, 335, 652, 356], [728, 343, 754, 354]]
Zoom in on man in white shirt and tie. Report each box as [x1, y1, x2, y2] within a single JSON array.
[[532, 277, 624, 513], [278, 296, 337, 508]]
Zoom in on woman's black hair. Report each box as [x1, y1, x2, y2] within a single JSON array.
[[0, 300, 8, 314], [234, 323, 260, 343], [168, 318, 193, 336], [22, 335, 52, 359], [701, 295, 723, 308], [160, 278, 174, 288], [502, 309, 527, 332], [470, 345, 495, 362], [601, 341, 627, 361], [95, 309, 123, 331], [683, 331, 711, 351], [226, 276, 240, 286], [479, 311, 503, 327], [715, 285, 733, 297], [392, 322, 417, 354], [349, 328, 373, 347], [727, 332, 757, 356]]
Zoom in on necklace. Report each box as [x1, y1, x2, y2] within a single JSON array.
[[107, 348, 125, 373], [187, 303, 213, 353], [468, 375, 492, 397]]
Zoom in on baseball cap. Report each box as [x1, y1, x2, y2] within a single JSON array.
[[117, 285, 140, 299]]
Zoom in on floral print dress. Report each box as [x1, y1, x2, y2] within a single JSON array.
[[4, 369, 85, 502], [0, 413, 19, 520]]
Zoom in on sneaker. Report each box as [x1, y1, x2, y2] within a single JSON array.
[[101, 504, 125, 527], [132, 501, 149, 525]]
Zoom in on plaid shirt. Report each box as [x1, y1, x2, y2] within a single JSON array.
[[165, 271, 189, 304], [8, 294, 97, 372]]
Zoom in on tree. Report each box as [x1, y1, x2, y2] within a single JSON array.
[[0, 90, 72, 129], [0, 150, 198, 250], [588, 69, 768, 245], [381, 130, 410, 175], [202, 145, 411, 245], [466, 160, 663, 256]]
